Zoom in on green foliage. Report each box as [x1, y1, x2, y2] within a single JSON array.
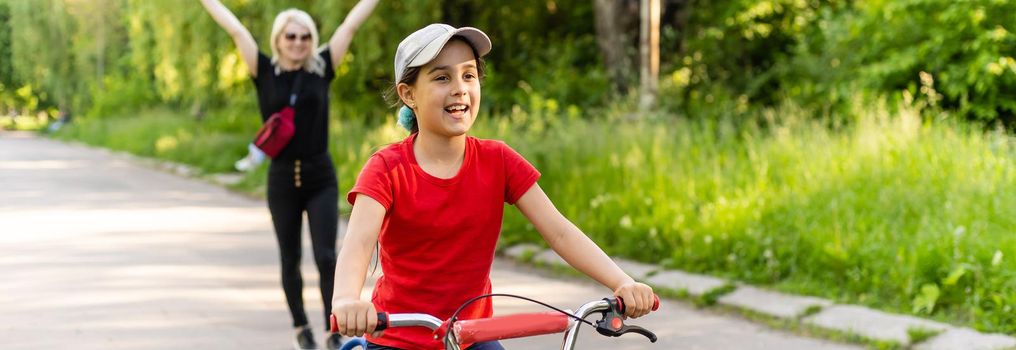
[[0, 2, 13, 112], [907, 327, 941, 344], [0, 114, 48, 131], [660, 0, 1016, 127], [491, 99, 1016, 333], [666, 0, 845, 108], [0, 2, 12, 86], [85, 75, 156, 119], [3, 0, 609, 120], [696, 284, 738, 307], [6, 0, 1015, 127], [7, 0, 79, 113], [121, 0, 228, 108], [912, 284, 940, 314], [54, 107, 251, 172], [55, 98, 1016, 334], [778, 0, 1016, 126]]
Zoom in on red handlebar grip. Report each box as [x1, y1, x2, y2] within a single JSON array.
[[617, 295, 661, 313], [454, 311, 570, 344], [330, 314, 338, 333]]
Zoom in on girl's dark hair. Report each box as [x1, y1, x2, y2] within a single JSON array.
[[383, 36, 486, 133]]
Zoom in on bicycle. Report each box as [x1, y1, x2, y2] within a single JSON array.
[[330, 294, 661, 350]]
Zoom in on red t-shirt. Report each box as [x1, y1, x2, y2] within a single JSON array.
[[348, 134, 540, 350]]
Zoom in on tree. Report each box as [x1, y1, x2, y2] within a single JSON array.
[[0, 2, 11, 86], [639, 0, 661, 109], [0, 2, 14, 112], [593, 0, 639, 94], [9, 0, 79, 116]]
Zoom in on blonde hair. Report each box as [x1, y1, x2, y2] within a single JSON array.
[[269, 9, 326, 76]]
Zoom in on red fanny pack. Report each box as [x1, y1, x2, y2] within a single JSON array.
[[253, 106, 295, 158], [253, 71, 304, 158]]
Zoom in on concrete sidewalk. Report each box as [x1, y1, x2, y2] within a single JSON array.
[[505, 243, 1016, 349], [2, 131, 867, 349]]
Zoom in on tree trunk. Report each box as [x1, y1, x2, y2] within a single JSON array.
[[639, 0, 661, 110], [593, 0, 638, 94], [441, 0, 476, 28]]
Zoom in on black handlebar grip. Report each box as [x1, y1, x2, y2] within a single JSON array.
[[329, 312, 390, 333], [374, 312, 389, 331]]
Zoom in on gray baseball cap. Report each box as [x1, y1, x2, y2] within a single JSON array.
[[394, 24, 492, 83]]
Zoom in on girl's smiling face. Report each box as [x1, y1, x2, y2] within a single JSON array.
[[399, 39, 481, 137]]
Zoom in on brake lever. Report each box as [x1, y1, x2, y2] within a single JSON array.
[[594, 314, 658, 342], [620, 324, 658, 342]]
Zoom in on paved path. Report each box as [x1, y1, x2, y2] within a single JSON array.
[[0, 131, 862, 349]]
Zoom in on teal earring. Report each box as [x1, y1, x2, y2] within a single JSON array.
[[398, 105, 417, 132]]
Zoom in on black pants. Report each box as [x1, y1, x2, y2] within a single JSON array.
[[267, 153, 339, 328]]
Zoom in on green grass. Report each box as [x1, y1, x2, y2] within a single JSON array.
[[906, 327, 941, 345], [695, 284, 737, 307], [51, 99, 1016, 335], [53, 108, 253, 174], [1, 115, 49, 131], [488, 101, 1016, 334]]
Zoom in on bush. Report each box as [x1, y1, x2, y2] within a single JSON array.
[[491, 100, 1016, 333], [85, 76, 156, 120], [775, 0, 1016, 127]]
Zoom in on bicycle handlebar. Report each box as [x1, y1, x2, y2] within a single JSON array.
[[329, 295, 661, 345], [619, 294, 661, 313], [375, 312, 389, 332]]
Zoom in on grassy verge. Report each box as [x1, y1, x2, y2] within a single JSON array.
[[714, 302, 908, 350], [1, 115, 49, 131], [510, 253, 907, 349], [492, 101, 1015, 334], [52, 100, 1016, 335], [52, 108, 253, 174]]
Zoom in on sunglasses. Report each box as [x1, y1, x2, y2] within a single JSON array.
[[284, 32, 312, 42]]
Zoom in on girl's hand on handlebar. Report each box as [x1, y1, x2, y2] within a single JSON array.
[[613, 280, 655, 318], [332, 298, 383, 338]]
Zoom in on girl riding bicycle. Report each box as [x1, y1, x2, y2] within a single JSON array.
[[331, 24, 656, 350]]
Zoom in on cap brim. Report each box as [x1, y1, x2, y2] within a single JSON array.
[[406, 27, 491, 69]]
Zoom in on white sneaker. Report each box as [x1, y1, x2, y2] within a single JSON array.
[[234, 156, 256, 172], [248, 143, 266, 164], [235, 144, 267, 172]]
